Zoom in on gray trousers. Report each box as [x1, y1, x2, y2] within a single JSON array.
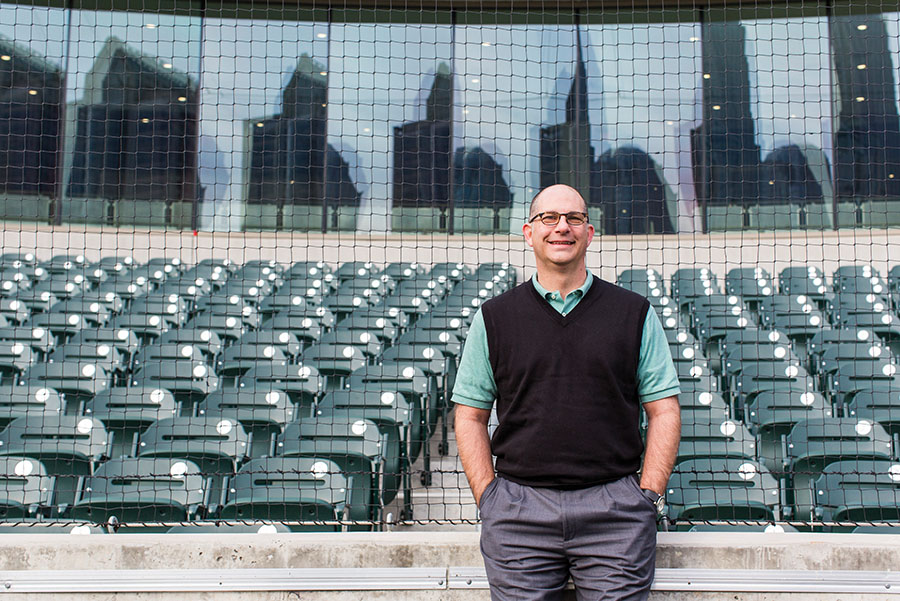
[[479, 475, 658, 601]]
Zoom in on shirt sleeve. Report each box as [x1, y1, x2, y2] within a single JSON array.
[[637, 306, 681, 403], [451, 309, 497, 410]]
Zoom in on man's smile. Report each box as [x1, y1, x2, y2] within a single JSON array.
[[548, 240, 575, 245]]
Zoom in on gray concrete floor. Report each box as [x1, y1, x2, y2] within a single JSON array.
[[389, 407, 481, 531]]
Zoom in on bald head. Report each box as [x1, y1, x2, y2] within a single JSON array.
[[529, 185, 588, 220]]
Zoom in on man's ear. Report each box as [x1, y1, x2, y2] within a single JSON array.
[[523, 222, 534, 247]]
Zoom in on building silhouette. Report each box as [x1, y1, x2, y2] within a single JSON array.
[[452, 145, 511, 208], [690, 21, 762, 208], [247, 54, 360, 211], [0, 35, 62, 198], [597, 147, 675, 234], [539, 27, 594, 203], [759, 144, 827, 205], [392, 63, 453, 209], [67, 37, 200, 204], [831, 14, 900, 200]]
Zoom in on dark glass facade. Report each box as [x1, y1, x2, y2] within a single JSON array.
[[0, 2, 898, 232]]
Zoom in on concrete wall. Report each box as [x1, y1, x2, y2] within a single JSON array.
[[0, 532, 900, 600], [2, 224, 898, 283]]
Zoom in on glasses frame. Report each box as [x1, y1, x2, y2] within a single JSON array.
[[528, 211, 590, 226]]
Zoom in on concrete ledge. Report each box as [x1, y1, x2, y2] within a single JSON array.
[[1, 533, 900, 599]]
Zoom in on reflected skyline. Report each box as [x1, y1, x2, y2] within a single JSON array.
[[832, 14, 900, 200], [247, 53, 360, 215], [0, 33, 62, 198], [67, 37, 200, 204], [392, 63, 453, 209], [0, 7, 898, 231]]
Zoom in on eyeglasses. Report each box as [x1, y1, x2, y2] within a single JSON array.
[[528, 211, 589, 226]]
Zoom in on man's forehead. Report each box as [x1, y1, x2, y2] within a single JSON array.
[[533, 190, 587, 213]]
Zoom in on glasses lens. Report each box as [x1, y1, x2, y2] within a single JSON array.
[[566, 213, 586, 225], [540, 213, 561, 226]]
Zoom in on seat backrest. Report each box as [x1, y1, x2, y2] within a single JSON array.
[[0, 386, 63, 424], [197, 388, 295, 426], [133, 361, 219, 396], [240, 364, 325, 406], [785, 418, 894, 470], [0, 416, 108, 472], [277, 417, 381, 463], [84, 387, 178, 428], [22, 362, 110, 396], [0, 456, 52, 512], [138, 416, 250, 472]]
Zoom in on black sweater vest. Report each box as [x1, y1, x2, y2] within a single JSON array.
[[481, 278, 650, 488]]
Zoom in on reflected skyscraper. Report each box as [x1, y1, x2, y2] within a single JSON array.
[[247, 54, 360, 216], [68, 37, 200, 204], [831, 15, 900, 200], [0, 35, 62, 198], [540, 27, 674, 234], [393, 63, 453, 209], [539, 27, 594, 202], [690, 21, 761, 207], [759, 144, 826, 205], [597, 147, 675, 234], [452, 146, 511, 208]]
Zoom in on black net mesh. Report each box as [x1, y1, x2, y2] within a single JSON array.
[[0, 0, 897, 534]]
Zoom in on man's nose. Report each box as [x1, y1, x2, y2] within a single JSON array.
[[554, 217, 572, 232]]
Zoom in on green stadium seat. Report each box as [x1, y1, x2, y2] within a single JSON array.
[[107, 313, 169, 343], [827, 361, 900, 406], [316, 389, 417, 513], [0, 340, 36, 382], [132, 360, 219, 411], [725, 267, 777, 305], [157, 328, 224, 362], [429, 263, 473, 282], [70, 457, 208, 529], [46, 298, 112, 326], [318, 329, 383, 360], [277, 416, 386, 525], [51, 342, 124, 378], [183, 313, 244, 342], [846, 390, 900, 435], [138, 416, 250, 478], [0, 386, 63, 428], [219, 456, 350, 531], [812, 459, 900, 528], [166, 521, 292, 534], [384, 262, 428, 281], [240, 363, 325, 409], [666, 458, 781, 527], [0, 456, 52, 519], [677, 415, 757, 463], [197, 388, 296, 457], [677, 391, 730, 423], [84, 386, 178, 431], [69, 327, 141, 362], [0, 415, 109, 512], [219, 343, 289, 381], [783, 417, 895, 519]]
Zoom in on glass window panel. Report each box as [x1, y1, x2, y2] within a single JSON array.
[[0, 1, 68, 222], [328, 15, 453, 233], [584, 11, 700, 234], [833, 4, 900, 228], [62, 0, 202, 228], [455, 16, 574, 234], [200, 5, 327, 232], [698, 7, 833, 231]]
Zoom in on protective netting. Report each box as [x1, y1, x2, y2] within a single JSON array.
[[0, 0, 898, 534]]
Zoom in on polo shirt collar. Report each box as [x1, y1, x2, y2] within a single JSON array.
[[532, 270, 593, 301]]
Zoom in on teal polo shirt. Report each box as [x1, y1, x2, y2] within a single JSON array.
[[452, 270, 681, 411]]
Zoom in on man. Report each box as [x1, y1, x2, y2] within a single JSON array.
[[453, 184, 681, 601]]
